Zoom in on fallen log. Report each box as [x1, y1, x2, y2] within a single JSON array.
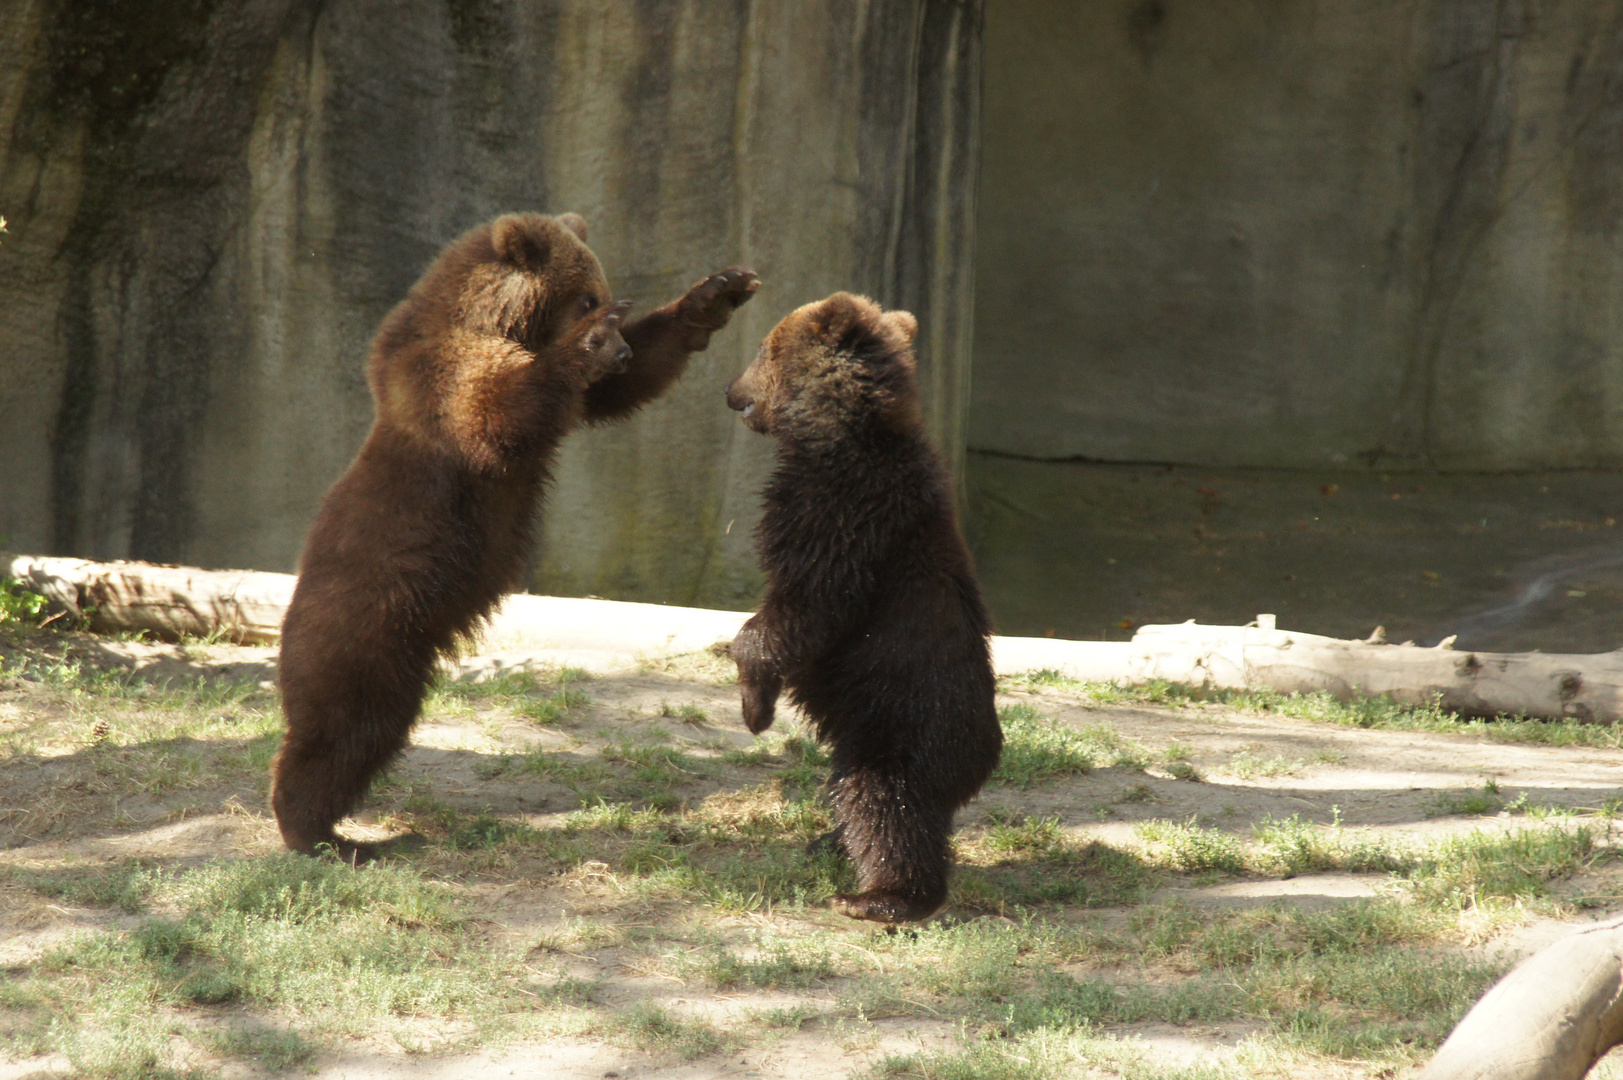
[[0, 553, 750, 662], [1418, 915, 1623, 1080], [3, 553, 295, 644], [1110, 618, 1623, 723], [5, 553, 1622, 720]]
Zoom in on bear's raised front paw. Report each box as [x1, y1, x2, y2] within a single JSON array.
[[833, 889, 942, 924], [681, 268, 760, 331]]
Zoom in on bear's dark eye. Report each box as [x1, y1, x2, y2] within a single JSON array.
[[581, 296, 599, 313]]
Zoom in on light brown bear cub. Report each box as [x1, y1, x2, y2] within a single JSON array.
[[273, 212, 757, 859]]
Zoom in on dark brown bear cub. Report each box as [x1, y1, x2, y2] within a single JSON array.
[[274, 212, 756, 858], [724, 292, 1001, 923]]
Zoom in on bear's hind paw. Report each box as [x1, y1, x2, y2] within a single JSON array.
[[833, 889, 941, 924]]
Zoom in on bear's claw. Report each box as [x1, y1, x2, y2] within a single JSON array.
[[681, 268, 760, 330]]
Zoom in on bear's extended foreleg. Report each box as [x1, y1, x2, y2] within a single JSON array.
[[828, 763, 953, 923], [583, 268, 758, 422]]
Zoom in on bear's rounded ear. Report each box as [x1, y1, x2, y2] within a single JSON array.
[[492, 214, 551, 268], [557, 212, 589, 242], [808, 292, 875, 343], [880, 309, 918, 344]]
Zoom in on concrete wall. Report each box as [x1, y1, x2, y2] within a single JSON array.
[[0, 0, 979, 608], [971, 0, 1623, 471]]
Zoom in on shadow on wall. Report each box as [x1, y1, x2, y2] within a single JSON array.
[[966, 454, 1623, 654]]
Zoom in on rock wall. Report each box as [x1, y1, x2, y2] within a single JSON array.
[[0, 0, 979, 608], [972, 0, 1623, 471]]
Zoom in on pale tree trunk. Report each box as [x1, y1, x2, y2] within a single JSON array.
[[3, 553, 294, 644], [1418, 916, 1623, 1080]]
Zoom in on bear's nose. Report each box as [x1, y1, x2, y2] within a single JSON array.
[[723, 380, 734, 397]]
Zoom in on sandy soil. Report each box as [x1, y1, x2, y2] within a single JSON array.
[[2, 634, 1622, 1079]]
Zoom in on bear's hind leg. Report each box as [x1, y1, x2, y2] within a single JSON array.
[[828, 765, 952, 923], [271, 681, 423, 862]]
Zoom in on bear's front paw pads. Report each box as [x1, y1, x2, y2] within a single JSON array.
[[834, 889, 942, 924], [681, 268, 760, 330]]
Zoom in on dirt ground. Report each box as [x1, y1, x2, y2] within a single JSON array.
[[3, 632, 1623, 1080]]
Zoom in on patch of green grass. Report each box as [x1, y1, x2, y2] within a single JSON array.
[[1250, 813, 1405, 876], [610, 1001, 732, 1059], [506, 746, 614, 787], [202, 1026, 319, 1070], [722, 728, 830, 794], [399, 797, 544, 851], [658, 701, 711, 725], [868, 1004, 1246, 1080], [993, 704, 1094, 787], [993, 705, 1148, 788], [548, 792, 853, 914], [748, 1003, 822, 1030], [859, 898, 1509, 1066], [4, 855, 525, 1076], [981, 812, 1069, 859], [1401, 824, 1599, 912], [0, 576, 49, 626], [1164, 761, 1202, 781], [1129, 813, 1603, 902], [5, 860, 162, 913], [1228, 750, 1299, 780], [674, 939, 836, 990], [956, 813, 1153, 911], [428, 666, 590, 724], [602, 733, 710, 788], [1427, 780, 1510, 816], [1135, 818, 1247, 873]]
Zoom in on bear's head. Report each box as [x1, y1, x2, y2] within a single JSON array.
[[468, 212, 631, 377], [725, 292, 920, 441], [369, 212, 635, 461]]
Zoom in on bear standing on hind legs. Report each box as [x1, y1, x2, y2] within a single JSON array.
[[272, 212, 757, 859], [724, 292, 1002, 924]]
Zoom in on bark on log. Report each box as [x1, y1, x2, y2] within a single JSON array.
[[3, 553, 295, 644], [1417, 916, 1623, 1080], [1119, 620, 1623, 723], [993, 618, 1623, 722], [6, 554, 1623, 722]]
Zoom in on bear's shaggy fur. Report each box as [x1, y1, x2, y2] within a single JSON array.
[[272, 212, 757, 858], [724, 292, 1001, 923]]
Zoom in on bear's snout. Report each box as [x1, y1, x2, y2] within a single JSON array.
[[585, 300, 633, 374]]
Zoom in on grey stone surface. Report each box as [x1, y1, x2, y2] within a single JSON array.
[[967, 453, 1623, 653], [0, 0, 979, 608], [973, 0, 1623, 471]]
